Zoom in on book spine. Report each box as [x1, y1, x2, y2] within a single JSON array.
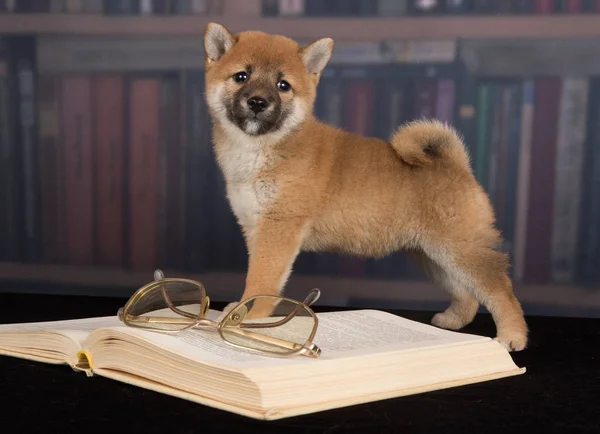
[[277, 0, 304, 15], [377, 0, 407, 15], [50, 0, 66, 12], [534, 0, 554, 13], [581, 0, 595, 11], [513, 80, 535, 283], [550, 77, 589, 283], [161, 74, 185, 269], [512, 0, 535, 12], [14, 1, 32, 12], [472, 0, 495, 13], [358, 0, 378, 15], [0, 42, 6, 258], [493, 85, 514, 251], [455, 70, 478, 167], [182, 69, 205, 270], [444, 0, 474, 14], [36, 0, 52, 11], [503, 84, 523, 259], [0, 39, 17, 261], [156, 78, 168, 268], [61, 75, 94, 265], [486, 85, 502, 207], [65, 0, 83, 12], [474, 84, 491, 188], [191, 0, 207, 13], [172, 0, 192, 13], [414, 78, 438, 119], [104, 0, 140, 14], [37, 72, 63, 263], [523, 77, 562, 284], [434, 78, 455, 124], [578, 78, 600, 283], [408, 0, 442, 14], [262, 0, 279, 15], [92, 75, 125, 267], [566, 0, 582, 12], [497, 0, 513, 13], [139, 0, 152, 13], [332, 0, 358, 16], [82, 0, 102, 12], [3, 0, 15, 12], [151, 0, 170, 13], [128, 77, 160, 271], [14, 38, 40, 263]]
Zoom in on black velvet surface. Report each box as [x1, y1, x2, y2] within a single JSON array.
[[0, 292, 599, 434]]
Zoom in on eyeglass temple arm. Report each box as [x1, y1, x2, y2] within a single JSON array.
[[121, 313, 216, 326], [224, 326, 320, 357]]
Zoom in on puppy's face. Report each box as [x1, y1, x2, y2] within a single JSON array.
[[225, 66, 288, 136], [203, 23, 333, 137]]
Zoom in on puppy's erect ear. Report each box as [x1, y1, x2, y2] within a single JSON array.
[[301, 38, 334, 75], [204, 22, 235, 64]]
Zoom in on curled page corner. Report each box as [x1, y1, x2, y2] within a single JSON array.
[[75, 350, 95, 377]]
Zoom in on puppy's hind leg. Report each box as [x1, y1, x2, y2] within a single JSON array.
[[409, 250, 479, 330], [418, 243, 528, 352]]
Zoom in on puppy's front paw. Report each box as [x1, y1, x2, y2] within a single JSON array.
[[494, 333, 528, 352], [431, 311, 465, 330]]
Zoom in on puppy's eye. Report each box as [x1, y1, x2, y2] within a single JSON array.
[[277, 80, 291, 92], [233, 71, 248, 83]]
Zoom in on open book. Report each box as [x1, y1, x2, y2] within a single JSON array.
[[0, 308, 525, 420]]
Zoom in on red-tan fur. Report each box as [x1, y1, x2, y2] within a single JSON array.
[[203, 23, 528, 351]]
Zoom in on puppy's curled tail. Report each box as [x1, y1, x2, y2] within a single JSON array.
[[390, 118, 471, 171]]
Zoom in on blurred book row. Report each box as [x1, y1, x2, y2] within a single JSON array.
[[262, 0, 600, 17], [0, 34, 599, 287], [3, 0, 600, 16], [0, 0, 222, 14]]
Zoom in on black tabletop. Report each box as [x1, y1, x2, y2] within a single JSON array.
[[0, 291, 598, 434]]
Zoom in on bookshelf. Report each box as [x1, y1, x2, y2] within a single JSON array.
[[1, 1, 600, 315], [0, 14, 600, 40]]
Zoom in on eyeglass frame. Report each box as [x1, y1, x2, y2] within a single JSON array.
[[117, 270, 322, 359]]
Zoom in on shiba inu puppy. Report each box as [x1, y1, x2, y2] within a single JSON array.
[[203, 22, 528, 351]]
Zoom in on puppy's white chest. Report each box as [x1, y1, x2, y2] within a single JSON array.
[[218, 143, 276, 229], [228, 182, 262, 228]]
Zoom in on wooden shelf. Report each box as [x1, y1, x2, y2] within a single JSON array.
[[0, 262, 599, 314], [0, 14, 600, 40]]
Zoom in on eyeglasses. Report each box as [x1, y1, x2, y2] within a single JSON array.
[[117, 270, 322, 358]]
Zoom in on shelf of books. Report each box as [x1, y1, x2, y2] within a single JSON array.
[[1, 1, 600, 314], [0, 13, 600, 40], [1, 0, 600, 39]]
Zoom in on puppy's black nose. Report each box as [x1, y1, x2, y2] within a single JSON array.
[[247, 96, 269, 114]]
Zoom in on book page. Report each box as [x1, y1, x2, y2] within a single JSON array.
[[96, 309, 490, 369], [312, 309, 489, 358], [0, 316, 123, 345]]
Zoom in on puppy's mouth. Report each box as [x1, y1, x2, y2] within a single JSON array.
[[226, 97, 286, 136]]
